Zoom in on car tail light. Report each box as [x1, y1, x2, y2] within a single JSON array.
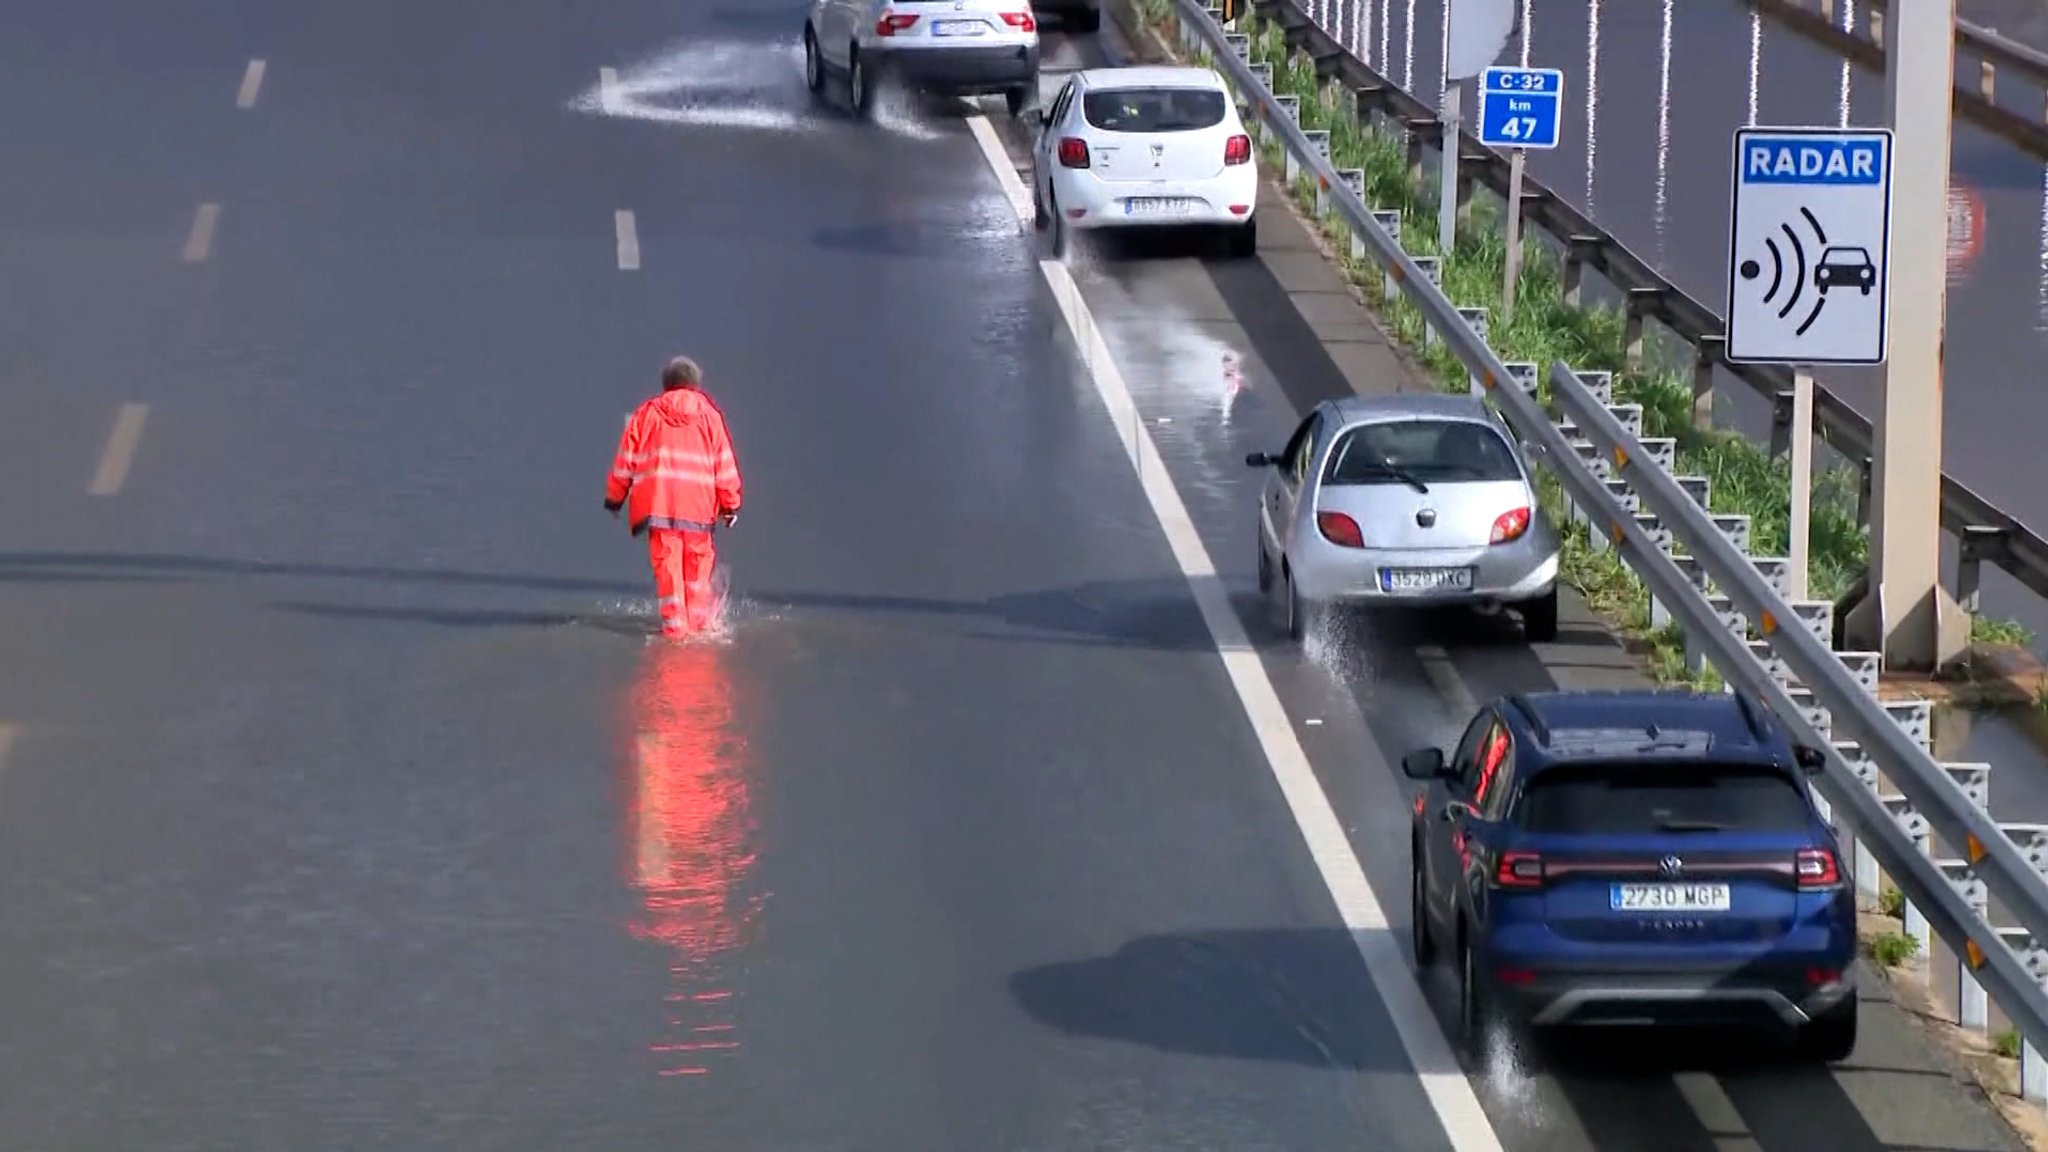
[[1316, 511, 1364, 548], [1057, 137, 1090, 168], [1805, 967, 1844, 987], [1000, 10, 1036, 29], [1224, 133, 1252, 165], [1490, 506, 1531, 544], [875, 10, 918, 34], [1494, 851, 1544, 889], [1796, 848, 1842, 889]]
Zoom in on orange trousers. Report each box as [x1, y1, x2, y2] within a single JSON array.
[[648, 528, 720, 636]]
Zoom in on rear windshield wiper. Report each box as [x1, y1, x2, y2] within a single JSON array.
[[1352, 462, 1430, 493], [1653, 819, 1730, 833]]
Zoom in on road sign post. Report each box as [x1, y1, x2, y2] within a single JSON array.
[[1437, 0, 1516, 255], [1477, 65, 1562, 326], [1726, 127, 1895, 601]]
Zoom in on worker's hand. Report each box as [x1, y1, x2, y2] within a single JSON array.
[[720, 510, 740, 528], [604, 497, 624, 516]]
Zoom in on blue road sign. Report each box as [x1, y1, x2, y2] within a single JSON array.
[[1477, 66, 1563, 150]]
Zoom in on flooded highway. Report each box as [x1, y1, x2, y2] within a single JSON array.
[[0, 0, 2032, 1149]]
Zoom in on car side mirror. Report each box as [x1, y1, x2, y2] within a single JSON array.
[[1245, 451, 1277, 468], [1793, 744, 1827, 774], [1400, 747, 1446, 780]]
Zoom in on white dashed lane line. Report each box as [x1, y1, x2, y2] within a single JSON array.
[[89, 403, 150, 497], [236, 59, 267, 109], [182, 202, 220, 263], [616, 209, 641, 271], [964, 111, 1508, 1152]]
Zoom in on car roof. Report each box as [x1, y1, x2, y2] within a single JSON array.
[[1325, 392, 1498, 425], [1076, 66, 1229, 92], [1500, 690, 1791, 770]]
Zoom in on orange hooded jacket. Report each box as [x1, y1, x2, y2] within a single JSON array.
[[608, 388, 743, 535]]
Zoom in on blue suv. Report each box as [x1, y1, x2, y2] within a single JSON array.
[[1402, 689, 1857, 1061]]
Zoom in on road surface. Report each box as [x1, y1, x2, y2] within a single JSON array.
[[0, 0, 2026, 1149]]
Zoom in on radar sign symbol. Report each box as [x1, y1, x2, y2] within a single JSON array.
[[1734, 206, 1873, 339]]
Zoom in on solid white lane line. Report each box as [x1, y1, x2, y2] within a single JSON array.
[[236, 59, 267, 109], [600, 66, 622, 114], [966, 113, 1507, 1152], [182, 202, 220, 263], [89, 403, 150, 496], [966, 115, 1034, 228], [1672, 1074, 1763, 1152], [616, 209, 641, 271]]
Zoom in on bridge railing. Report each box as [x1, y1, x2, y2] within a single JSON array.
[[1243, 0, 2048, 620], [1756, 0, 2048, 161], [1167, 0, 2048, 1102]]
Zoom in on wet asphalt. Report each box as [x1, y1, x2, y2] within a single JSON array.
[[0, 0, 2031, 1150]]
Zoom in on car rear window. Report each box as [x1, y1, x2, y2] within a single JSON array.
[[1082, 88, 1229, 133], [1515, 763, 1813, 834], [1323, 419, 1522, 485]]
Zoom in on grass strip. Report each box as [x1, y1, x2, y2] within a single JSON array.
[[1135, 6, 2031, 673]]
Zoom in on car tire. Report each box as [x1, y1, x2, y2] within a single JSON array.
[[1457, 935, 1497, 1051], [1224, 217, 1257, 259], [1255, 534, 1273, 594], [1033, 182, 1049, 231], [1070, 5, 1103, 32], [1797, 997, 1858, 1062], [1284, 567, 1307, 641], [803, 27, 827, 96], [1049, 194, 1069, 258], [1519, 586, 1559, 642], [847, 48, 874, 118], [1410, 852, 1437, 968], [1005, 86, 1032, 118]]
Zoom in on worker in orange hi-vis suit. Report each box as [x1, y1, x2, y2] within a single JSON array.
[[606, 356, 744, 638]]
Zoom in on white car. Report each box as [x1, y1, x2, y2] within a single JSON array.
[[1030, 66, 1259, 258], [804, 0, 1042, 119]]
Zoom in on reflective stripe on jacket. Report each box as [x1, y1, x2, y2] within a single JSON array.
[[607, 388, 743, 534]]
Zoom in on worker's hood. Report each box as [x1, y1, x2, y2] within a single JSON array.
[[648, 388, 722, 428]]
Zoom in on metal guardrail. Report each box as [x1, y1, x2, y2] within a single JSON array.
[[1246, 0, 2048, 618], [1166, 0, 2048, 1100], [1755, 0, 2048, 161]]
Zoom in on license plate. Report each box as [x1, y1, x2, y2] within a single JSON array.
[[1123, 198, 1197, 218], [931, 19, 984, 34], [1610, 882, 1731, 912], [1380, 567, 1473, 592]]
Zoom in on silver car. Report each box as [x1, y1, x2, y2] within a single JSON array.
[[1247, 393, 1561, 641]]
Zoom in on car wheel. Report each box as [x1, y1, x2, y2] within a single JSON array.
[[1005, 86, 1032, 118], [1519, 586, 1558, 642], [1457, 936, 1494, 1051], [1224, 217, 1257, 259], [1284, 567, 1307, 641], [1070, 5, 1103, 32], [1032, 181, 1049, 230], [847, 49, 874, 117], [1049, 193, 1069, 258], [803, 27, 826, 95], [1410, 852, 1437, 968], [1797, 997, 1857, 1062], [1255, 533, 1273, 594]]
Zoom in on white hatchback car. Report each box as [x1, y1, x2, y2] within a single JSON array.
[[804, 0, 1042, 119], [1031, 66, 1259, 257]]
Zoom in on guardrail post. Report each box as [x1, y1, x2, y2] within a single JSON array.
[[1303, 130, 1333, 210], [1691, 335, 1723, 429], [1956, 525, 2012, 617], [1457, 308, 1490, 394], [1402, 118, 1437, 189], [1413, 256, 1443, 345], [1351, 83, 1389, 133], [1855, 453, 1874, 529], [1769, 388, 1795, 460], [1561, 236, 1603, 307], [1371, 209, 1403, 296], [1336, 169, 1366, 257], [1980, 57, 1996, 102], [1870, 6, 1884, 48], [1624, 288, 1666, 371]]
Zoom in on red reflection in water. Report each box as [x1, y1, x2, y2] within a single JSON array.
[[620, 641, 766, 1078]]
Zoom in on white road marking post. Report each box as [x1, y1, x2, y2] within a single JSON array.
[[599, 66, 623, 114], [89, 403, 150, 496], [183, 203, 220, 263], [963, 112, 1508, 1152], [616, 209, 641, 271], [236, 59, 268, 109]]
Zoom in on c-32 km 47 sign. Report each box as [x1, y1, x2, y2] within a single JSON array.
[[1725, 127, 1894, 365]]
